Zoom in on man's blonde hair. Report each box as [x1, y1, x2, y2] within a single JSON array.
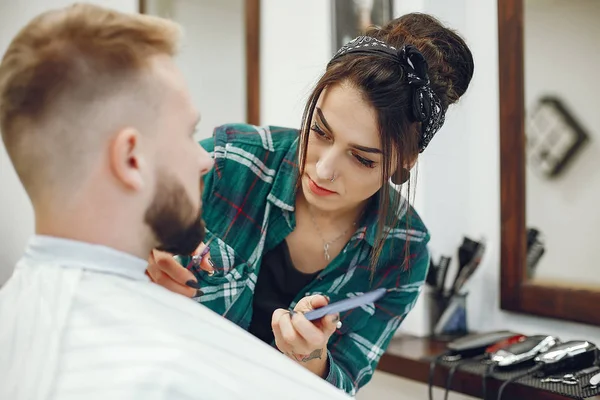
[[0, 3, 181, 195]]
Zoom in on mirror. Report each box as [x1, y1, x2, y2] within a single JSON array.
[[524, 0, 598, 288], [140, 0, 260, 140], [499, 0, 600, 325], [331, 0, 394, 52]]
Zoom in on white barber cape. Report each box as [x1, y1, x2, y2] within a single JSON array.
[[0, 236, 350, 400]]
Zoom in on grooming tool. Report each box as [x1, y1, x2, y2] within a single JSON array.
[[541, 366, 600, 386], [431, 332, 518, 400], [540, 373, 579, 385], [442, 333, 525, 400], [574, 365, 600, 379], [575, 365, 600, 377], [450, 238, 481, 293], [450, 238, 485, 296], [535, 341, 598, 374], [526, 227, 545, 278], [303, 288, 387, 321], [446, 331, 521, 359], [591, 372, 600, 386], [436, 255, 451, 294], [491, 335, 559, 368], [485, 334, 527, 354], [587, 371, 600, 388], [480, 335, 529, 400], [498, 341, 598, 400], [426, 258, 438, 287], [191, 247, 209, 264], [182, 238, 216, 273]]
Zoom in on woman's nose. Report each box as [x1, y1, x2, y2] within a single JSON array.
[[315, 151, 337, 181]]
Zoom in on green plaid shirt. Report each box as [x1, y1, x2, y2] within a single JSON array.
[[183, 123, 430, 396]]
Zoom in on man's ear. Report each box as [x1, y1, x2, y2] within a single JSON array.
[[108, 127, 146, 191]]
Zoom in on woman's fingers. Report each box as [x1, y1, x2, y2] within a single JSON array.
[[190, 243, 216, 274], [152, 250, 197, 285], [149, 267, 200, 297], [272, 309, 294, 354], [290, 311, 327, 347], [148, 250, 201, 297], [273, 309, 313, 355], [291, 294, 340, 344], [294, 294, 329, 313]]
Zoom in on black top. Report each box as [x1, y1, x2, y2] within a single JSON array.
[[248, 240, 319, 344]]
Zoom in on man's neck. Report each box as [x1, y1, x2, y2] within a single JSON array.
[[34, 203, 152, 261]]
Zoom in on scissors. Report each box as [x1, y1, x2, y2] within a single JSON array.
[[540, 373, 579, 385]]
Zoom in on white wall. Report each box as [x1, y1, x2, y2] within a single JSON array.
[[0, 1, 138, 286], [260, 0, 333, 129], [147, 0, 246, 141], [524, 0, 600, 286]]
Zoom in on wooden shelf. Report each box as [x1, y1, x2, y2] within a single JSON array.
[[377, 335, 600, 400]]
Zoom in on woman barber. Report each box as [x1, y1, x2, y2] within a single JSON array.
[[147, 13, 474, 395]]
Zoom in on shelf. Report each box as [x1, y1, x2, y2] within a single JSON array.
[[377, 334, 600, 400]]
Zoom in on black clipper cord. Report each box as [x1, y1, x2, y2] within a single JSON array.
[[497, 364, 543, 400], [429, 351, 452, 400]]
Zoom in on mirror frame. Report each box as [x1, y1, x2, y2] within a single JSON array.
[[139, 0, 261, 125], [498, 0, 600, 326]]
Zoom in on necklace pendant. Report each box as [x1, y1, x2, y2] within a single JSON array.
[[324, 243, 331, 261]]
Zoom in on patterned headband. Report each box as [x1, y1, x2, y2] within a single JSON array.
[[328, 36, 446, 153]]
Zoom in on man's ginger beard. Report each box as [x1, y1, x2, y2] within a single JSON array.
[[144, 171, 205, 256]]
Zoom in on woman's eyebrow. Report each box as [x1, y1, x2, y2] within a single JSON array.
[[316, 108, 382, 154]]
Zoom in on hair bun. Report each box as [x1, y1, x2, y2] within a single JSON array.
[[371, 13, 474, 109]]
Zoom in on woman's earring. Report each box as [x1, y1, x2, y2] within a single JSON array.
[[392, 168, 411, 185]]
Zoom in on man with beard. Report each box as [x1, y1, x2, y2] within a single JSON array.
[[0, 4, 349, 400]]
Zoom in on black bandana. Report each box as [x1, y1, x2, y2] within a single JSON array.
[[328, 36, 446, 153]]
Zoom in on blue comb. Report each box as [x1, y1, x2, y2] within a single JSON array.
[[304, 288, 388, 321]]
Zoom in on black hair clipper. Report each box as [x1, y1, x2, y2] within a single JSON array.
[[491, 335, 559, 368], [535, 341, 598, 374], [446, 331, 520, 359]]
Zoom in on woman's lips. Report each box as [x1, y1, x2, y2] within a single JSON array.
[[307, 176, 337, 196]]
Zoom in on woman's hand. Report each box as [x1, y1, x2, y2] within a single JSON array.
[[146, 244, 215, 298], [271, 295, 340, 378]]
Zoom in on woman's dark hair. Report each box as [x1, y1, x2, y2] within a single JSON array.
[[297, 13, 475, 273]]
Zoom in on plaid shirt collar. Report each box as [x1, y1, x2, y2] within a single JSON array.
[[266, 138, 297, 213]]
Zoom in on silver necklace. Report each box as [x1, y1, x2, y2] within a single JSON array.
[[308, 207, 356, 261]]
